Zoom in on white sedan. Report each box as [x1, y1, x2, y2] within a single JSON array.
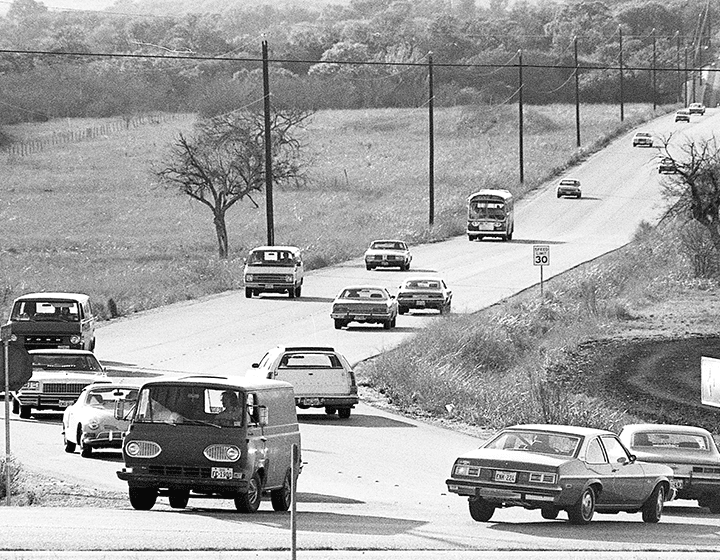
[[62, 380, 140, 457]]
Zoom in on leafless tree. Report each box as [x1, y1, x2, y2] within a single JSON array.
[[156, 108, 312, 258], [660, 135, 720, 257]]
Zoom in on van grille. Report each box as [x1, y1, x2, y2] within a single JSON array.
[[252, 274, 290, 283], [147, 465, 212, 478]]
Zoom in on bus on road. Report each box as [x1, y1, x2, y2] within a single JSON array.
[[467, 189, 514, 241]]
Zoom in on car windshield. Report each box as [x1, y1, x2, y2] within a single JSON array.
[[32, 354, 102, 372], [85, 387, 138, 410], [484, 429, 582, 457], [560, 180, 578, 186], [247, 250, 296, 267], [468, 200, 506, 220], [631, 431, 711, 451], [370, 241, 405, 251], [134, 384, 247, 427], [404, 280, 441, 290], [340, 288, 387, 300], [11, 299, 81, 322]]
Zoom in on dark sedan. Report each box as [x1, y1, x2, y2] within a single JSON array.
[[446, 424, 675, 525]]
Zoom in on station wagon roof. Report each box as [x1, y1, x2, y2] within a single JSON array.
[[277, 346, 336, 353], [139, 375, 294, 392], [15, 292, 90, 302], [468, 189, 513, 201], [622, 423, 712, 435]]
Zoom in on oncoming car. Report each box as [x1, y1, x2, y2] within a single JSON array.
[[330, 285, 398, 330], [12, 349, 106, 419], [446, 424, 675, 525], [688, 102, 706, 115], [364, 240, 411, 271], [396, 277, 452, 315], [243, 245, 304, 299], [620, 424, 720, 513], [657, 157, 678, 174], [675, 109, 691, 123], [632, 131, 654, 147], [556, 178, 581, 199], [62, 380, 141, 457]]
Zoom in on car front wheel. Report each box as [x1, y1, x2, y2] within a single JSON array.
[[129, 487, 157, 510], [334, 319, 345, 330], [567, 487, 595, 525], [235, 472, 262, 513], [63, 433, 76, 453], [642, 484, 665, 523], [338, 408, 351, 419], [468, 497, 495, 522], [270, 471, 293, 512], [169, 488, 190, 509]]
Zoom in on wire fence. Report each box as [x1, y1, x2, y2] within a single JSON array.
[[1, 112, 179, 158]]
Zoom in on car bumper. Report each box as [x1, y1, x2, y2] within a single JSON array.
[[295, 396, 359, 408], [365, 259, 406, 268], [557, 189, 581, 196], [16, 394, 79, 410], [446, 478, 565, 506], [331, 312, 393, 323], [82, 431, 126, 449], [397, 298, 446, 310], [117, 467, 251, 492]]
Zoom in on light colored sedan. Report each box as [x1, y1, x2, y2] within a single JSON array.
[[330, 285, 398, 330], [620, 423, 720, 512], [364, 239, 412, 271], [556, 178, 581, 199], [397, 277, 452, 315], [62, 380, 140, 457]]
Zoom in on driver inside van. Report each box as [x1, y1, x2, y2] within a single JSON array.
[[216, 390, 242, 425]]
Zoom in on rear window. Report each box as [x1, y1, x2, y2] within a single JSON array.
[[632, 431, 711, 451], [340, 288, 387, 299], [405, 280, 441, 290], [279, 353, 342, 369]]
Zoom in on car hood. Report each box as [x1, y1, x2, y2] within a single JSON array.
[[70, 406, 128, 425], [454, 448, 570, 469], [29, 370, 104, 382], [364, 249, 408, 257]]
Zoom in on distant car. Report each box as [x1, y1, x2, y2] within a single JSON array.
[[556, 178, 581, 199], [243, 245, 304, 298], [246, 346, 359, 418], [675, 109, 691, 123], [688, 102, 706, 115], [657, 157, 678, 174], [397, 277, 452, 315], [12, 349, 106, 419], [619, 424, 720, 513], [446, 424, 675, 525], [364, 239, 411, 271], [62, 380, 140, 457], [330, 285, 398, 330], [632, 131, 654, 147]]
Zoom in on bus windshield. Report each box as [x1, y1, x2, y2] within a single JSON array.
[[469, 200, 506, 220]]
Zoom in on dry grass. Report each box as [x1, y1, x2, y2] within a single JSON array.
[[0, 103, 670, 319]]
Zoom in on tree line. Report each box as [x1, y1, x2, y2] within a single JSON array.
[[0, 0, 715, 127]]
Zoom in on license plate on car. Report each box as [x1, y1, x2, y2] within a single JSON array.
[[416, 300, 425, 306], [300, 398, 321, 406], [355, 315, 366, 320], [211, 467, 233, 480], [494, 470, 517, 483], [264, 284, 274, 289], [59, 400, 74, 408], [479, 224, 494, 231]]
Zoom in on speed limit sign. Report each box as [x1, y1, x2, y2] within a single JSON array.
[[533, 245, 550, 266]]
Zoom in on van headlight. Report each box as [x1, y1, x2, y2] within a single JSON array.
[[204, 444, 241, 462], [284, 275, 293, 282], [125, 440, 161, 458]]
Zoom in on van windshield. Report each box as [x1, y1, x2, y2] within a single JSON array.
[[248, 250, 297, 267], [12, 299, 81, 322], [134, 384, 247, 427], [468, 200, 506, 220]]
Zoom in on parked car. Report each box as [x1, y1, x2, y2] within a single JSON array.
[[632, 131, 654, 147], [619, 423, 720, 512], [12, 349, 106, 419], [243, 245, 304, 298], [446, 424, 675, 525], [658, 157, 678, 174], [62, 380, 141, 457], [688, 102, 706, 115], [675, 109, 691, 123], [556, 178, 582, 199], [8, 292, 96, 352], [246, 346, 359, 418], [117, 375, 301, 512], [397, 277, 452, 315], [364, 239, 412, 271], [331, 285, 398, 330]]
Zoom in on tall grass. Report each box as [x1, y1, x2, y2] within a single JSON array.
[[0, 103, 670, 319], [359, 217, 702, 432]]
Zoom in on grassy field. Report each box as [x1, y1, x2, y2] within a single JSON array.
[[0, 103, 670, 320]]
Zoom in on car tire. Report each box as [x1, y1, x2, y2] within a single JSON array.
[[557, 192, 561, 198], [567, 487, 595, 525], [468, 235, 475, 241], [169, 488, 190, 509], [63, 434, 76, 454], [468, 497, 495, 522], [507, 230, 513, 241], [383, 319, 392, 330], [129, 487, 158, 510], [366, 264, 373, 270], [325, 406, 337, 415], [641, 484, 665, 523], [398, 306, 408, 315], [288, 287, 296, 299], [334, 319, 345, 330], [19, 405, 31, 419], [12, 399, 19, 415], [390, 317, 396, 328], [295, 286, 302, 298], [541, 506, 559, 520], [235, 472, 262, 513], [245, 288, 253, 298], [338, 408, 351, 419], [271, 471, 293, 512]]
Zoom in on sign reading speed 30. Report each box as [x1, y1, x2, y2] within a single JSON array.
[[533, 245, 550, 266]]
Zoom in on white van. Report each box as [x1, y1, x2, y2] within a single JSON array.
[[246, 346, 359, 418], [243, 246, 304, 298]]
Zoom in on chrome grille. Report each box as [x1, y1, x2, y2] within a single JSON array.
[[251, 274, 290, 283], [148, 465, 212, 478], [43, 382, 88, 394]]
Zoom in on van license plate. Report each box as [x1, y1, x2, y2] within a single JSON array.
[[494, 470, 517, 483], [300, 398, 321, 406], [211, 467, 233, 479]]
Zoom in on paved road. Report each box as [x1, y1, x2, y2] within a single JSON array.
[[3, 110, 720, 558]]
